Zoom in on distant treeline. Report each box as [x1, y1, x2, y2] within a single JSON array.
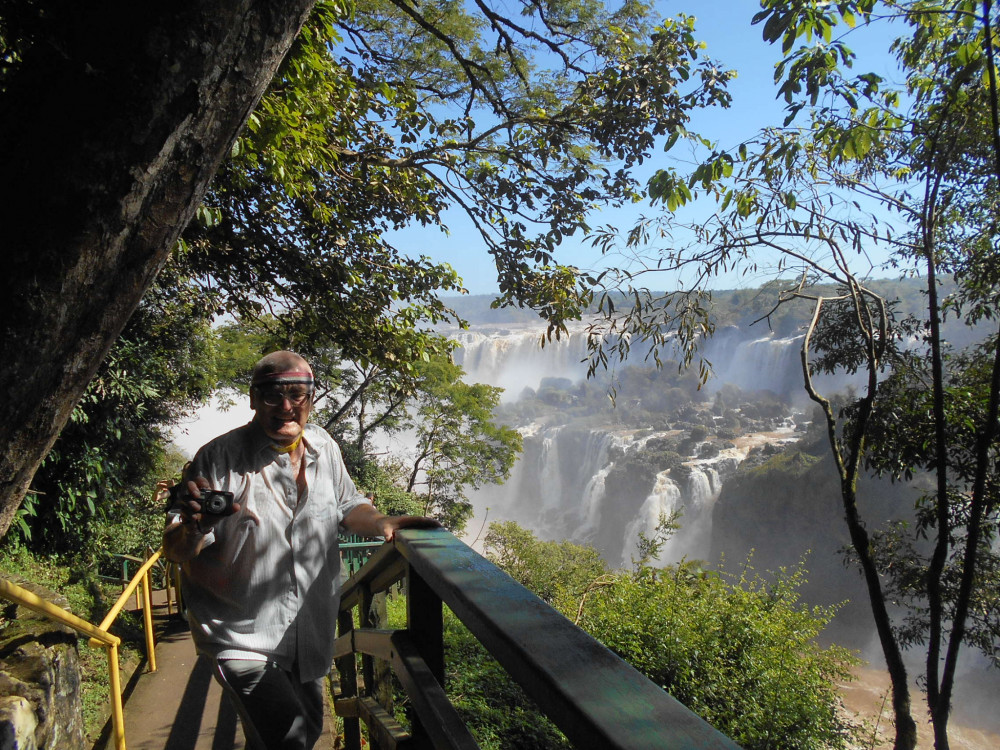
[[447, 276, 952, 338]]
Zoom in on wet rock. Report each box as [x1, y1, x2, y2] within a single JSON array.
[[0, 579, 84, 749]]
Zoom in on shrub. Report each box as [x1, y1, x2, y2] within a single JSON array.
[[579, 562, 861, 750], [383, 593, 570, 750]]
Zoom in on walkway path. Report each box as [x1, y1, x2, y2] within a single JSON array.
[[101, 590, 336, 750]]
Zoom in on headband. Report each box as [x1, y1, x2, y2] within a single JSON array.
[[252, 371, 315, 387]]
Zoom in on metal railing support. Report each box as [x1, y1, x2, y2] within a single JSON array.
[[0, 544, 178, 750], [106, 641, 126, 750], [0, 577, 127, 750], [93, 549, 166, 674]]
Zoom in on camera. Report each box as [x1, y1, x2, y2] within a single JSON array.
[[198, 489, 237, 517]]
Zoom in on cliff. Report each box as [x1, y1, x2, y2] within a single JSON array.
[[710, 438, 919, 647]]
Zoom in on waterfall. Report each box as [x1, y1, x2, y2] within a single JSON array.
[[618, 451, 744, 568], [538, 427, 563, 514], [470, 417, 764, 566], [578, 465, 611, 539], [453, 324, 829, 402], [620, 472, 683, 567], [572, 430, 626, 541], [453, 327, 592, 399], [458, 322, 814, 565]]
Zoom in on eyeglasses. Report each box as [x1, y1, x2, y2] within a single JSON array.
[[255, 385, 313, 407]]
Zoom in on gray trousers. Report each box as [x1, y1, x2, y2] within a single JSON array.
[[213, 659, 324, 750]]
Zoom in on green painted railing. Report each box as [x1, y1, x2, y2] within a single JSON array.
[[340, 533, 383, 577], [334, 528, 741, 750]]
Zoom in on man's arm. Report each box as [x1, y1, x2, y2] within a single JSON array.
[[342, 502, 441, 541], [163, 515, 211, 563]]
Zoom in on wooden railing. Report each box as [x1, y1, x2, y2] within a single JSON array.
[[334, 528, 741, 750], [340, 533, 384, 577]]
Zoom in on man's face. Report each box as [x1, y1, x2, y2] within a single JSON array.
[[250, 374, 313, 444]]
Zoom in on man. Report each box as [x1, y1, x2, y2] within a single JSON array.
[[164, 350, 439, 749]]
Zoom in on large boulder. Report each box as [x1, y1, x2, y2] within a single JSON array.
[[0, 579, 84, 749]]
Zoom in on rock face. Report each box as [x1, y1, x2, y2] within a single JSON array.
[[0, 580, 84, 749], [710, 440, 919, 647]]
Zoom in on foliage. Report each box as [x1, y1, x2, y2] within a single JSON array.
[[441, 606, 571, 750], [483, 520, 608, 611], [336, 442, 426, 518], [482, 521, 859, 749], [113, 0, 724, 553], [578, 2, 1000, 747], [172, 0, 735, 368], [632, 510, 682, 569], [580, 561, 861, 750], [0, 549, 145, 743], [404, 356, 522, 534], [859, 340, 1000, 665], [381, 594, 570, 750]]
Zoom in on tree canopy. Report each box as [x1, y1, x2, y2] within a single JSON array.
[[0, 0, 737, 541], [177, 0, 736, 364]]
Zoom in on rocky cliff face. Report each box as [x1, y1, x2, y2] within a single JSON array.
[[710, 439, 919, 646], [0, 580, 84, 749]]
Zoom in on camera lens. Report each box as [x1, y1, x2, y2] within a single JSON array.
[[204, 494, 226, 513]]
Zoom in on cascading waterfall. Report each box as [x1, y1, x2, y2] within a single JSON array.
[[492, 426, 628, 543], [577, 464, 612, 540], [459, 323, 815, 564], [473, 419, 758, 564], [538, 427, 563, 514], [618, 450, 744, 567], [453, 323, 853, 402], [453, 327, 592, 399], [620, 472, 683, 567]]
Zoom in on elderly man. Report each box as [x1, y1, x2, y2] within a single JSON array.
[[164, 350, 438, 749]]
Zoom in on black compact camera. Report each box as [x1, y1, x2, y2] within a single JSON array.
[[197, 489, 236, 517], [164, 483, 236, 517]]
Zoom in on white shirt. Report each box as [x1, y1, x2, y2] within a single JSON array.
[[170, 422, 370, 682]]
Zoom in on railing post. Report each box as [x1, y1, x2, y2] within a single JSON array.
[[359, 584, 392, 750], [141, 572, 157, 673], [406, 563, 443, 744], [106, 643, 127, 750], [335, 608, 362, 750], [173, 564, 183, 614]]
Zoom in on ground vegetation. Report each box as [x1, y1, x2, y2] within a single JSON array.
[[483, 521, 862, 750]]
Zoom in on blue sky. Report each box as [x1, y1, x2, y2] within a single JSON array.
[[390, 1, 905, 296]]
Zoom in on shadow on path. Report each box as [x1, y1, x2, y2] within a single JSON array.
[[94, 589, 334, 750], [93, 595, 246, 750]]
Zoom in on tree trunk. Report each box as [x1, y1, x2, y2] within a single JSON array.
[[0, 0, 318, 537]]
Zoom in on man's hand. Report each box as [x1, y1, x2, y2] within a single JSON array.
[[378, 514, 443, 542], [343, 503, 441, 541], [174, 478, 242, 533], [163, 478, 242, 563]]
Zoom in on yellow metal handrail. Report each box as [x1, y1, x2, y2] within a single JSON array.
[[0, 546, 175, 750]]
